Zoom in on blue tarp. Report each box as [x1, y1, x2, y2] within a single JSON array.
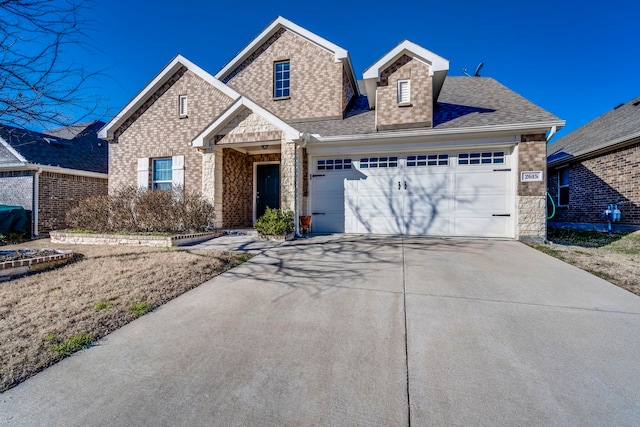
[[0, 205, 29, 235]]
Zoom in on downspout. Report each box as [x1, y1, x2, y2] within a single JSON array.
[[33, 167, 43, 236], [294, 133, 309, 238]]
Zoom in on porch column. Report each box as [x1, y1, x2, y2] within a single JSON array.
[[201, 146, 224, 229], [280, 138, 296, 212], [517, 134, 547, 242]]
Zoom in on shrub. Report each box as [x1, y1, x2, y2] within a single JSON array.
[[66, 186, 215, 233], [254, 208, 294, 236]]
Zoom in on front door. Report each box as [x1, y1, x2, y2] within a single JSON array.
[[256, 164, 280, 220]]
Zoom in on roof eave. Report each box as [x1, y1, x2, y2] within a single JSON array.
[[191, 96, 302, 148], [99, 54, 240, 141], [548, 130, 640, 167], [215, 16, 350, 81]]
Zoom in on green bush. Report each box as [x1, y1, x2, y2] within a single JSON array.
[[254, 208, 294, 236]]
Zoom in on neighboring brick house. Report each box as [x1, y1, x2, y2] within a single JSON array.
[[0, 121, 108, 234], [99, 17, 563, 241], [547, 96, 640, 230]]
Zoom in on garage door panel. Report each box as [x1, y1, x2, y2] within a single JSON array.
[[455, 171, 509, 191], [349, 214, 404, 234], [404, 216, 453, 236], [454, 194, 510, 212], [454, 216, 510, 237], [348, 194, 402, 216]]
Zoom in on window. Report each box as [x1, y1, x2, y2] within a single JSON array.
[[179, 95, 188, 117], [458, 151, 505, 165], [407, 154, 449, 167], [558, 168, 569, 206], [397, 79, 410, 104], [274, 61, 290, 98], [152, 158, 173, 190], [359, 157, 399, 169], [317, 158, 352, 171]]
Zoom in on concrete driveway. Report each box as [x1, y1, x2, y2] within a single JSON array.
[[2, 236, 640, 426]]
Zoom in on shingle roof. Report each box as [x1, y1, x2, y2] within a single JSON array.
[[293, 76, 561, 137], [547, 95, 640, 164], [0, 121, 108, 173]]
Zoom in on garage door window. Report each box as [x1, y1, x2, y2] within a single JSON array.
[[458, 151, 505, 165], [407, 154, 449, 167], [359, 157, 398, 169], [317, 159, 352, 171]]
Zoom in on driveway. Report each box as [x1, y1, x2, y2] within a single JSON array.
[[2, 236, 640, 426]]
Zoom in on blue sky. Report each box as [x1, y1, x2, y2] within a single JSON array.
[[74, 0, 639, 142]]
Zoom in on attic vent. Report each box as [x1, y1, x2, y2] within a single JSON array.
[[614, 103, 624, 109], [43, 137, 62, 146], [633, 101, 640, 107]]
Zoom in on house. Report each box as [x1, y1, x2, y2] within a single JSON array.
[[547, 96, 640, 231], [99, 17, 563, 241], [0, 121, 108, 235]]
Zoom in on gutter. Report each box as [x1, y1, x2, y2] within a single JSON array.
[[314, 120, 566, 144], [3, 164, 108, 179]]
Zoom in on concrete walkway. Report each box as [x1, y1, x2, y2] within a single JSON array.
[[2, 235, 640, 426]]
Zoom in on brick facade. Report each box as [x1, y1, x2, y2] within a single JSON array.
[[548, 141, 640, 225], [376, 55, 433, 131], [223, 28, 351, 122], [0, 171, 34, 210], [38, 172, 107, 233], [109, 69, 234, 194], [517, 135, 547, 240]]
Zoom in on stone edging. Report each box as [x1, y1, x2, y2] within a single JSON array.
[[0, 249, 73, 278], [50, 231, 224, 247], [257, 232, 295, 242]]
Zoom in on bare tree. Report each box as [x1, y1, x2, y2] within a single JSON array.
[[0, 0, 103, 129]]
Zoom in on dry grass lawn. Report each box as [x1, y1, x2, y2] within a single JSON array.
[[531, 228, 640, 297], [0, 240, 251, 392]]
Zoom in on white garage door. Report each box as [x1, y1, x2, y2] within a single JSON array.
[[310, 150, 514, 237]]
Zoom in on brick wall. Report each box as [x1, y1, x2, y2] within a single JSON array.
[[548, 141, 640, 225], [109, 69, 234, 194], [517, 135, 547, 240], [376, 55, 433, 131], [38, 172, 107, 233], [223, 28, 349, 121], [0, 171, 34, 210]]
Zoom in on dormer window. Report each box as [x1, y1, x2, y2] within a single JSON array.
[[274, 61, 290, 98], [179, 95, 188, 117], [397, 79, 410, 105]]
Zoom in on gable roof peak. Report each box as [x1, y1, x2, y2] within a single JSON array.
[[214, 16, 359, 95], [98, 54, 240, 140]]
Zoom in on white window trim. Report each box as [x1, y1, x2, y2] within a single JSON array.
[[179, 95, 188, 117], [151, 157, 173, 190], [273, 60, 290, 99], [558, 168, 569, 207], [397, 79, 410, 105]]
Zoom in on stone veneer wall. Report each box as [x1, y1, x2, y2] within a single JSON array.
[[223, 28, 349, 121], [0, 171, 34, 210], [548, 140, 640, 225], [109, 69, 234, 194], [376, 55, 433, 131], [38, 172, 107, 233], [517, 135, 547, 240]]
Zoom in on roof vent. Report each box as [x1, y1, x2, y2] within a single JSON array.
[[633, 101, 640, 107], [614, 103, 624, 109]]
